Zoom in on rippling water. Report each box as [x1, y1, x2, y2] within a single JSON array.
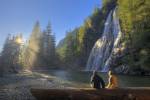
[[36, 70, 150, 88]]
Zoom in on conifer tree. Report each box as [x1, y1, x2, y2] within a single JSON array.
[[25, 21, 42, 69], [43, 23, 56, 66], [0, 34, 23, 73]]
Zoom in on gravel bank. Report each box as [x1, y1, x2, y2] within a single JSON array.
[[0, 71, 75, 100]]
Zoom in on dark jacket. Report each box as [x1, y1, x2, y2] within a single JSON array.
[[91, 73, 105, 89]]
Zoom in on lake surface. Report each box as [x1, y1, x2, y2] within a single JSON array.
[[36, 70, 150, 88]]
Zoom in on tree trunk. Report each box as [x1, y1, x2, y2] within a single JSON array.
[[31, 88, 150, 100]]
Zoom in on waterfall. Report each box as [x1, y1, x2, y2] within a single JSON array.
[[86, 7, 122, 72]]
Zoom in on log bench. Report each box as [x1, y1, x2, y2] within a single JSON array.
[[31, 88, 150, 100]]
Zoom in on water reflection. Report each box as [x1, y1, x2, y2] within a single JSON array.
[[36, 70, 150, 88]]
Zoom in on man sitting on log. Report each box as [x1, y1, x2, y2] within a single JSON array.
[[90, 71, 105, 89]]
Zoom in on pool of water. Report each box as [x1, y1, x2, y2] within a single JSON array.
[[36, 70, 150, 88]]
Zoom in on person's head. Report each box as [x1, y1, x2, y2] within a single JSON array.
[[93, 70, 97, 75], [108, 70, 112, 76]]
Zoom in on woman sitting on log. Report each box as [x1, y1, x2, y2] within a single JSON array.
[[106, 71, 118, 89]]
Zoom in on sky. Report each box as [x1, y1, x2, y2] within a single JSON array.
[[0, 0, 102, 51]]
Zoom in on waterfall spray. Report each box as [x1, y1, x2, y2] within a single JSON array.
[[86, 7, 122, 72]]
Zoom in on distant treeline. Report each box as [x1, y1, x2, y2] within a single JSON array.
[[0, 22, 59, 75]]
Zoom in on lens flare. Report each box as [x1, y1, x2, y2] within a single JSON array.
[[16, 37, 23, 44]]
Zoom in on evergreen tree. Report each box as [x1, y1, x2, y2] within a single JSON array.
[[0, 34, 23, 74], [0, 53, 3, 77], [42, 23, 56, 67], [56, 28, 80, 68], [24, 21, 42, 69], [23, 21, 57, 69], [118, 0, 150, 71]]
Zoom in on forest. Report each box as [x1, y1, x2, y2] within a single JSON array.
[[0, 22, 58, 75], [0, 0, 150, 75], [0, 0, 150, 100]]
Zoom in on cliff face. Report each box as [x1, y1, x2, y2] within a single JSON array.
[[112, 0, 150, 74]]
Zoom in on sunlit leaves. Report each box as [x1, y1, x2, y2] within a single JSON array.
[[118, 0, 150, 70]]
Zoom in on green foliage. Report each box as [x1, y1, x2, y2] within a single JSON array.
[[118, 0, 150, 71], [57, 1, 117, 69], [102, 0, 117, 7], [24, 21, 42, 68], [24, 22, 57, 69], [0, 21, 58, 73], [40, 23, 56, 67], [0, 34, 24, 73], [56, 28, 80, 68]]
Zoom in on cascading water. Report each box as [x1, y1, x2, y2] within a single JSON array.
[[86, 7, 122, 72]]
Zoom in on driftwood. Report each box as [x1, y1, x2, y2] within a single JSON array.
[[31, 88, 150, 100]]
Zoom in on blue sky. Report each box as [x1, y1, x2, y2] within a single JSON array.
[[0, 0, 102, 51]]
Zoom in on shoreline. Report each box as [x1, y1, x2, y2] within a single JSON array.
[[0, 70, 150, 100], [0, 71, 77, 100]]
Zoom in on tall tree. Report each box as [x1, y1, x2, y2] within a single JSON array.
[[24, 21, 42, 69], [43, 23, 56, 66], [0, 34, 23, 74]]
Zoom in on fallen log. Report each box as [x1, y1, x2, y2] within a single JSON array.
[[31, 88, 150, 100]]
